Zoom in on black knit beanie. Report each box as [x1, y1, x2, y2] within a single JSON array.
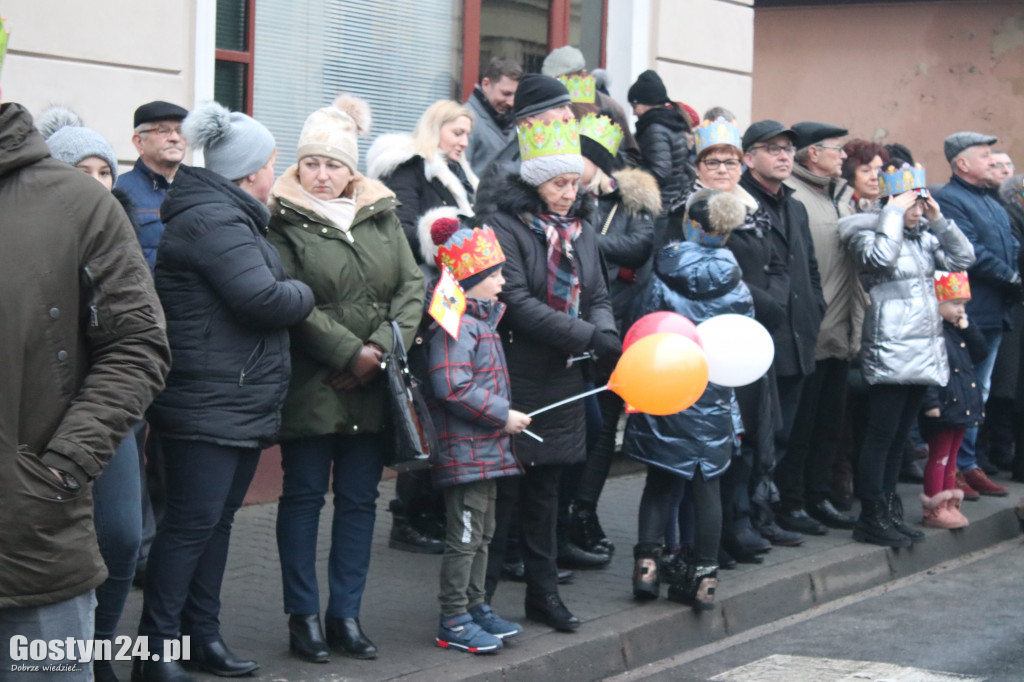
[[627, 70, 669, 105], [514, 74, 573, 119]]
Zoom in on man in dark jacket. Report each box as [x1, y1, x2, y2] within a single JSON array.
[[0, 79, 171, 676], [465, 57, 522, 176], [739, 120, 826, 547], [936, 131, 1021, 494]]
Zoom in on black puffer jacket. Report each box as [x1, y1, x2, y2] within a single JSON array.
[[634, 106, 693, 215], [482, 174, 617, 466], [150, 165, 315, 448], [588, 167, 660, 328], [741, 169, 826, 377], [920, 320, 987, 431]]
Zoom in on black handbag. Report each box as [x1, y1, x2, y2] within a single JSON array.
[[382, 320, 438, 472]]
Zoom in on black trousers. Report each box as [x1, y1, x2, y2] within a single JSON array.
[[777, 358, 850, 510], [637, 467, 721, 565], [856, 384, 926, 503], [485, 465, 563, 599]]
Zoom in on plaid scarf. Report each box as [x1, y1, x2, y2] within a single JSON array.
[[530, 213, 582, 318]]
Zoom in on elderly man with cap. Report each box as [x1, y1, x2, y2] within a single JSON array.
[[473, 73, 574, 215], [116, 100, 189, 272], [935, 132, 1021, 497], [765, 121, 861, 536]]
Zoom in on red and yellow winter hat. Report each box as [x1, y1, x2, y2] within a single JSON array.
[[432, 217, 505, 290], [934, 271, 971, 302]]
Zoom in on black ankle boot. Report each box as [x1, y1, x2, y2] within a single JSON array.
[[186, 638, 258, 677], [885, 491, 925, 542], [853, 497, 912, 548], [389, 512, 443, 554], [131, 658, 194, 682], [632, 545, 661, 600], [570, 502, 615, 554], [325, 617, 378, 659], [524, 592, 580, 631], [667, 563, 718, 611], [288, 614, 329, 663]]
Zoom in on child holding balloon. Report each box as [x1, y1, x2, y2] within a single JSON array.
[[622, 188, 754, 611]]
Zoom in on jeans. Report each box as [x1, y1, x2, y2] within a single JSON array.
[[0, 591, 96, 679], [957, 329, 1003, 471], [856, 384, 926, 503], [93, 426, 143, 641], [637, 467, 721, 565], [439, 480, 496, 618], [277, 433, 384, 619], [138, 438, 259, 651]]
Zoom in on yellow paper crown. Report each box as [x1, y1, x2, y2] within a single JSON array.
[[436, 226, 506, 283], [879, 162, 927, 197], [578, 113, 623, 157], [695, 117, 742, 156], [0, 17, 9, 79], [934, 271, 971, 302], [517, 119, 581, 163], [557, 75, 596, 104]]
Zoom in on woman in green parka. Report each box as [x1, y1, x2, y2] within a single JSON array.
[[267, 95, 424, 664]]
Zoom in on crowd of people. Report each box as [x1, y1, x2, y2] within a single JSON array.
[[2, 27, 1023, 682]]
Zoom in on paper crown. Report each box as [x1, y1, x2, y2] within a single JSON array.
[[0, 17, 9, 78], [557, 75, 596, 104], [435, 224, 506, 283], [879, 162, 927, 197], [578, 113, 623, 157], [695, 117, 742, 156], [517, 118, 581, 162], [934, 271, 971, 302]]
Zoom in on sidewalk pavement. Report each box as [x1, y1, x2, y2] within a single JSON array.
[[112, 468, 1024, 682]]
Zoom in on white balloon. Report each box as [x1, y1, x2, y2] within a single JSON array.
[[696, 314, 774, 387]]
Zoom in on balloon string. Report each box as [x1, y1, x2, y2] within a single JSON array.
[[526, 385, 609, 418]]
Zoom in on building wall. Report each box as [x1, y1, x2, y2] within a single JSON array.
[[1, 0, 201, 169], [752, 2, 1023, 173]]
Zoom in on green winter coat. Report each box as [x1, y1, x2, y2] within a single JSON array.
[[267, 166, 425, 439]]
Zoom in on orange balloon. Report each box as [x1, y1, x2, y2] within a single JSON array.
[[607, 333, 709, 415]]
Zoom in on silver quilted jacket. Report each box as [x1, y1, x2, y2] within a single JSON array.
[[839, 205, 975, 386]]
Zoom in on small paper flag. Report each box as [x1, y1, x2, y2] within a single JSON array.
[[428, 267, 466, 340]]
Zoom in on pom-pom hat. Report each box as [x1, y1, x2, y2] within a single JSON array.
[[37, 106, 120, 184], [430, 216, 506, 292], [297, 94, 372, 172], [934, 271, 971, 302], [517, 118, 583, 187], [682, 188, 746, 247], [183, 101, 275, 181]]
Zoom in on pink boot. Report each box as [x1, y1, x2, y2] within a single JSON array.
[[921, 491, 960, 529], [945, 488, 969, 528]]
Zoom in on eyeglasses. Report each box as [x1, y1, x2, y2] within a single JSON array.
[[815, 144, 845, 152], [748, 144, 795, 156], [139, 125, 182, 137], [994, 162, 1014, 170], [701, 158, 742, 170]]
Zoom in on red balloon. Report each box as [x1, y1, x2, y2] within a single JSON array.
[[623, 312, 702, 352]]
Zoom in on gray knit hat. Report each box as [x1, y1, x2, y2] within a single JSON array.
[[37, 106, 119, 183], [183, 101, 275, 180], [542, 45, 586, 77]]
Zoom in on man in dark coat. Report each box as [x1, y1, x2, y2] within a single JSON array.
[[0, 79, 171, 675], [465, 57, 522, 176], [936, 132, 1021, 494], [739, 120, 826, 546]]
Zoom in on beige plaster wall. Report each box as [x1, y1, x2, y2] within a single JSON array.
[[753, 2, 1023, 174], [654, 0, 754, 127], [0, 0, 198, 168]]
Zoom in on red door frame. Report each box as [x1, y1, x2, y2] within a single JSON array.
[[215, 0, 256, 114], [461, 0, 605, 99]]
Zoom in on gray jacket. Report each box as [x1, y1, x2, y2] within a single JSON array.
[[465, 90, 515, 176], [840, 206, 975, 386]]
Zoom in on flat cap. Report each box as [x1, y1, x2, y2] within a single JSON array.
[[791, 121, 848, 150], [944, 131, 997, 163], [134, 101, 188, 128], [741, 120, 797, 152]]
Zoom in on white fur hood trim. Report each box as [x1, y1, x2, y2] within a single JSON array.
[[366, 133, 479, 215]]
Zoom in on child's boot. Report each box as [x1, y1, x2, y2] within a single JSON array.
[[632, 544, 661, 601], [667, 563, 718, 612], [920, 491, 958, 529], [946, 488, 969, 528]]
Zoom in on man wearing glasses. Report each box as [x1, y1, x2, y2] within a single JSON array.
[[116, 100, 189, 272]]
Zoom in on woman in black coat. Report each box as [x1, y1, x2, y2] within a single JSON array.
[[480, 118, 619, 632], [137, 103, 314, 682]]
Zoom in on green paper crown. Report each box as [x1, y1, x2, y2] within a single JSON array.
[[517, 119, 581, 162], [557, 75, 596, 104], [579, 113, 623, 157], [0, 17, 9, 79]]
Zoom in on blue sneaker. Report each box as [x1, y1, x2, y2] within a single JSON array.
[[469, 603, 523, 639], [436, 613, 503, 654]]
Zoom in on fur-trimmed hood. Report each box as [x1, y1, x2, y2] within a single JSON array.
[[610, 167, 661, 217], [488, 173, 594, 222], [268, 163, 395, 220], [366, 133, 478, 215]]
